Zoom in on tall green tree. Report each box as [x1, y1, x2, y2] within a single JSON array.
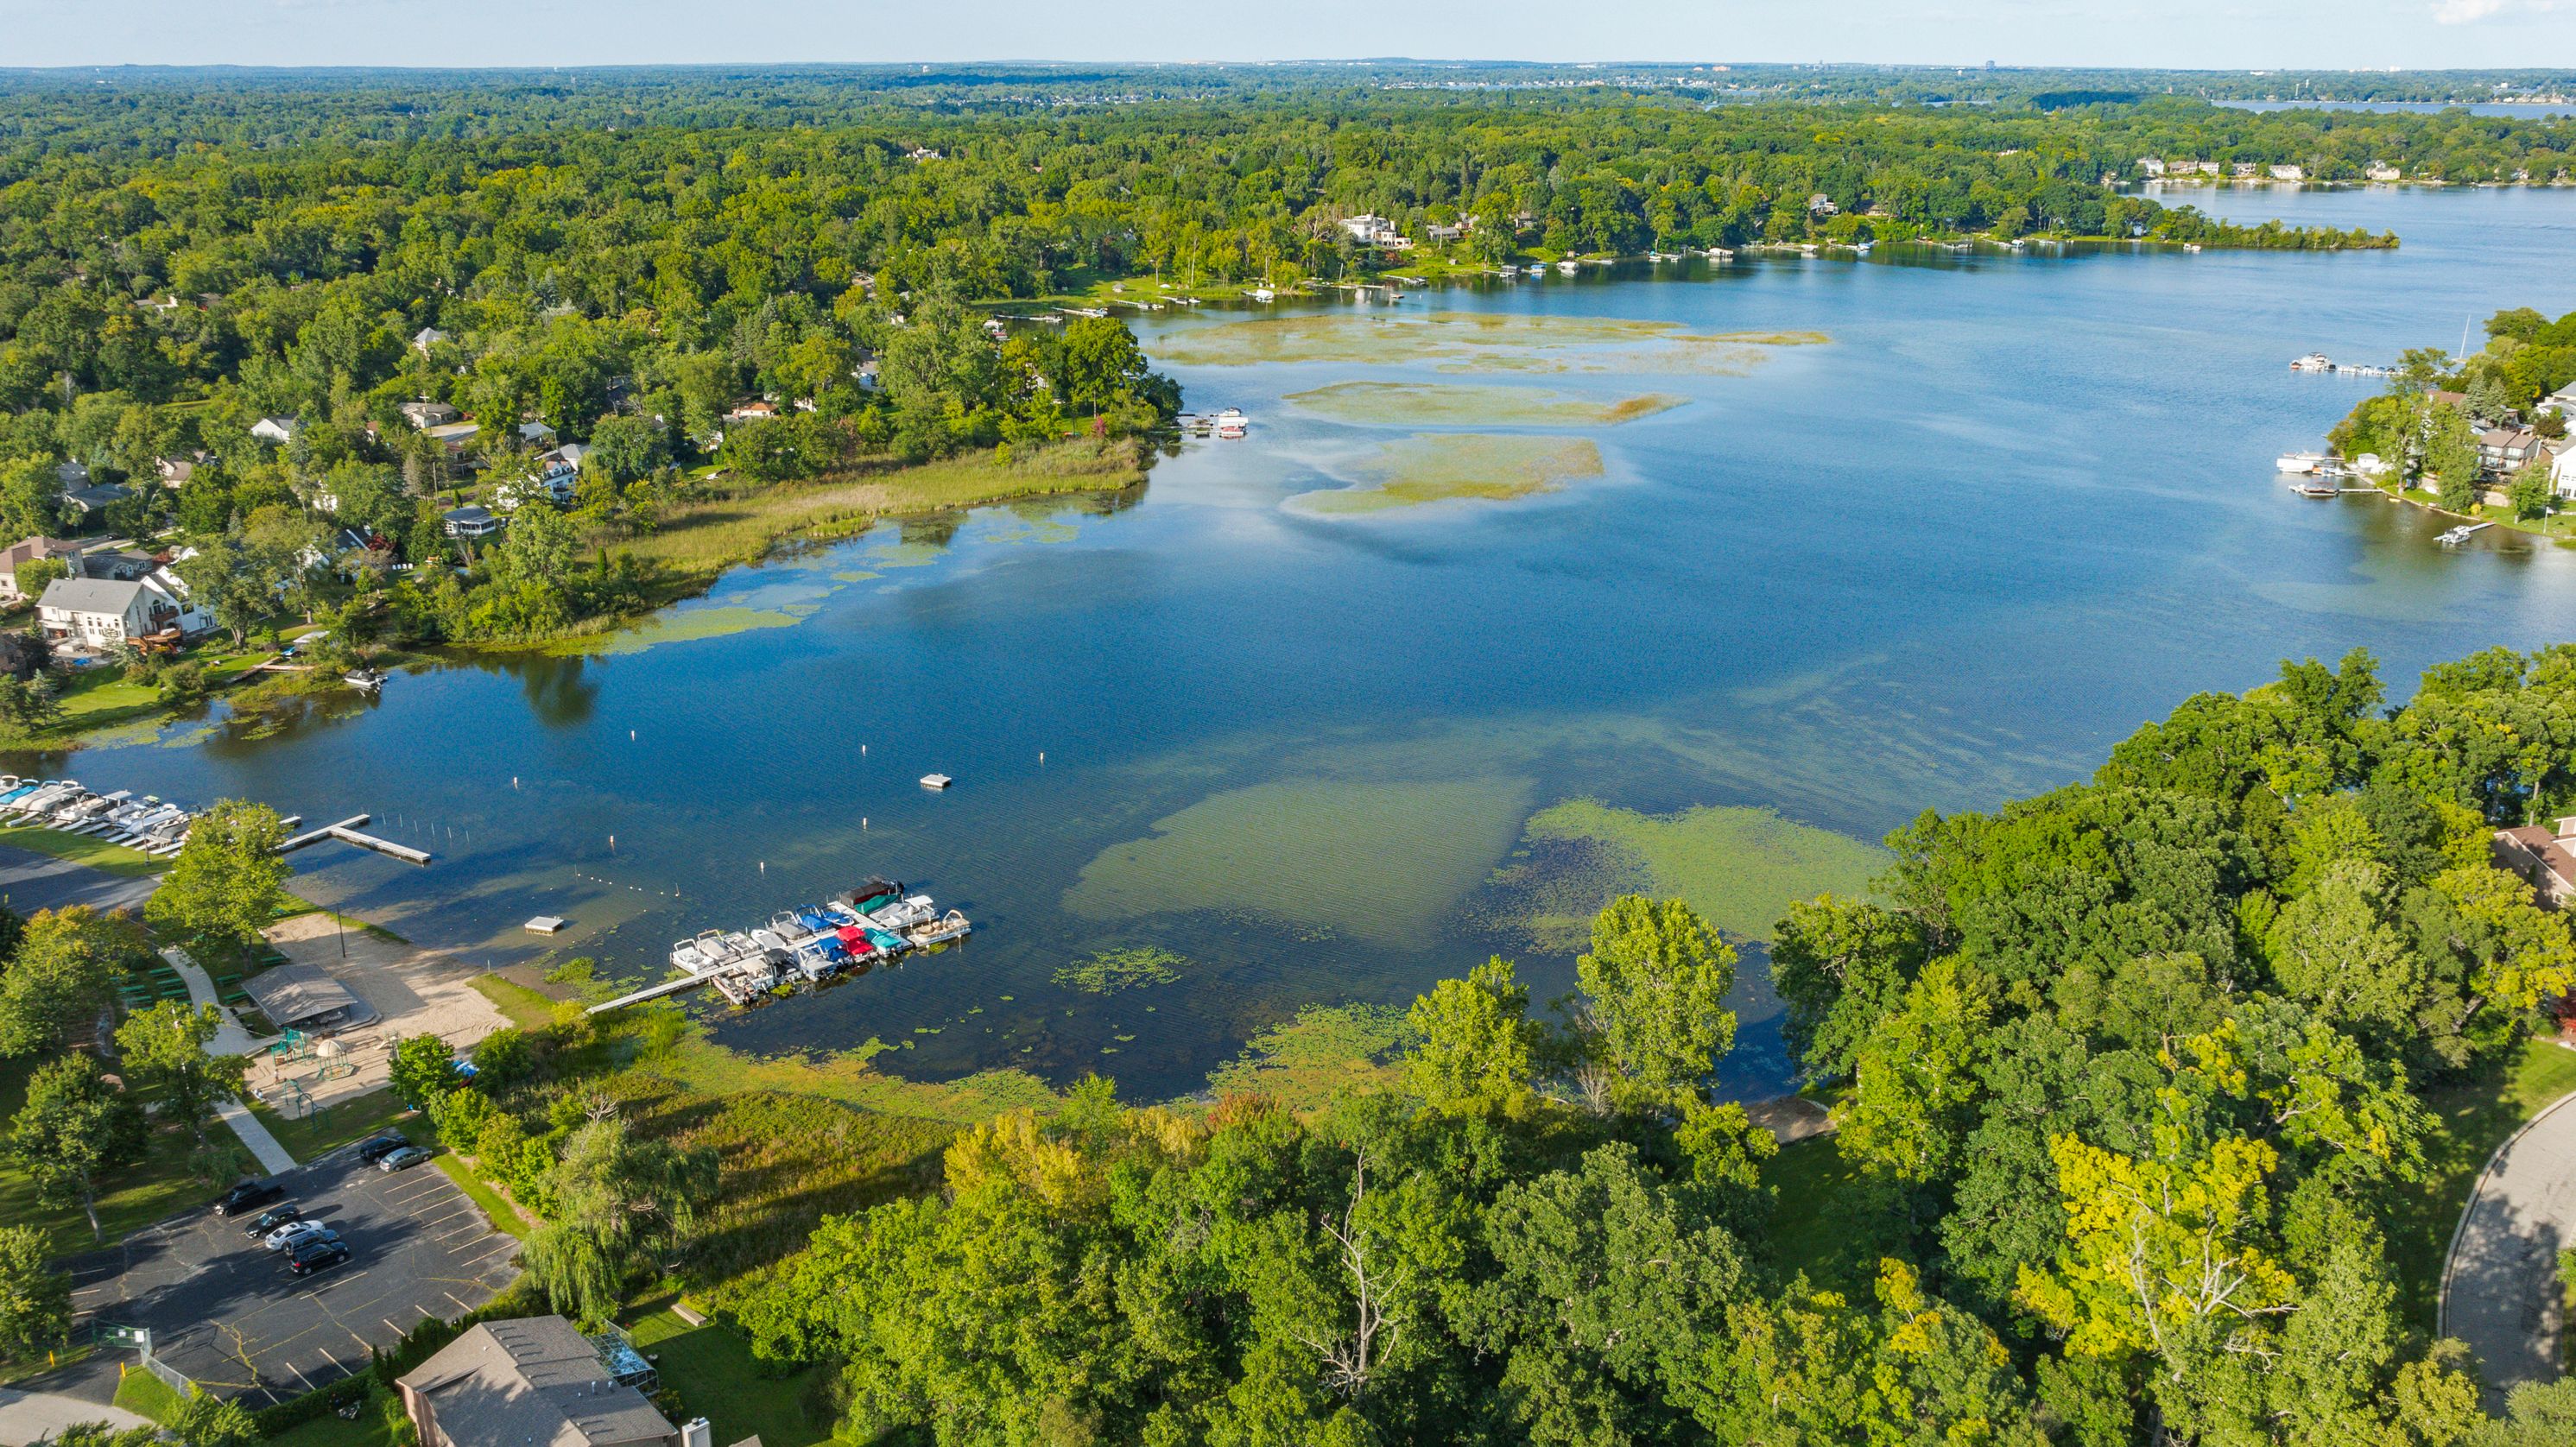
[[0, 906, 143, 1057], [112, 1002, 245, 1165], [524, 1115, 717, 1326], [145, 800, 290, 958], [1403, 957, 1540, 1111], [1573, 895, 1737, 1107], [0, 1223, 71, 1362], [8, 1054, 145, 1242]]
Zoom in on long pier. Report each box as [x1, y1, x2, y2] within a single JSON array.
[[276, 814, 433, 866], [585, 971, 732, 1015]]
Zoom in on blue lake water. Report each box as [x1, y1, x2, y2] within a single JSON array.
[[18, 185, 2576, 1103]]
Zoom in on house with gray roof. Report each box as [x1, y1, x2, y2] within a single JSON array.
[[398, 1317, 686, 1447], [37, 576, 194, 651]]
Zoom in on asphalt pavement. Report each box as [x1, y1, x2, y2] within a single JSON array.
[[2444, 1082, 2576, 1412]]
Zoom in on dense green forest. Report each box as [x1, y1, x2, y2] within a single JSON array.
[[706, 643, 2576, 1446], [0, 71, 2550, 659]]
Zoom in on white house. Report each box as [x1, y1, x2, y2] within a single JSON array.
[[36, 575, 207, 650], [1336, 215, 1411, 250], [2136, 157, 2168, 178], [250, 416, 301, 445], [412, 327, 450, 354], [2366, 161, 2402, 182], [2549, 439, 2576, 501], [2269, 164, 2306, 182], [443, 505, 503, 540], [518, 420, 557, 446]]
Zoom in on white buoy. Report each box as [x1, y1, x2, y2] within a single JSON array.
[[861, 744, 867, 755], [1039, 751, 1045, 763], [630, 730, 636, 741]]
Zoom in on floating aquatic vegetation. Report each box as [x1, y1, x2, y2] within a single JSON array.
[[1284, 382, 1686, 427], [1053, 945, 1187, 995], [1152, 312, 1826, 372], [1285, 434, 1604, 515], [554, 605, 803, 658], [1063, 775, 1535, 945], [1203, 1002, 1417, 1109], [1491, 799, 1888, 945]]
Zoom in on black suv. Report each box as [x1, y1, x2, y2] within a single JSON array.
[[213, 1178, 284, 1216], [285, 1236, 351, 1278], [243, 1203, 302, 1239], [354, 1134, 409, 1165]]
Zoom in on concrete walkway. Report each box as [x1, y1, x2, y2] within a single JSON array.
[[0, 1387, 149, 1445], [161, 948, 296, 1176], [2442, 1083, 2576, 1412]]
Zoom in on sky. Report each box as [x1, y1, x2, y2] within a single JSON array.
[[1, 0, 2570, 72]]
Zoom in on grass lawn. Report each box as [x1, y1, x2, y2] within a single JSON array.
[[0, 823, 168, 877], [2390, 1037, 2576, 1330], [0, 1343, 90, 1387], [0, 1054, 212, 1256], [112, 1364, 187, 1423], [431, 1151, 532, 1239], [624, 1298, 842, 1447], [250, 1090, 415, 1164], [470, 974, 560, 1031], [264, 1401, 399, 1447]]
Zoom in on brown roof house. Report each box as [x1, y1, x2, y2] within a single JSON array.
[[2495, 818, 2576, 910], [399, 1317, 717, 1447]]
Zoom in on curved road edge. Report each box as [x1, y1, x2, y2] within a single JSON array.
[[2440, 1081, 2576, 1412]]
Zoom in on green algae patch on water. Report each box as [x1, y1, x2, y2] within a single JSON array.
[[1063, 775, 1535, 945], [554, 604, 804, 658], [1202, 1002, 1417, 1111], [1152, 313, 1826, 373], [1054, 945, 1187, 995], [1287, 434, 1605, 516], [1285, 382, 1687, 427], [1495, 799, 1888, 947]]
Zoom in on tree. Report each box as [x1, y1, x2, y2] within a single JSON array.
[[144, 801, 290, 957], [112, 1002, 245, 1162], [388, 1033, 460, 1109], [1573, 895, 1737, 1107], [0, 1224, 71, 1362], [2508, 461, 2554, 521], [0, 906, 142, 1057], [0, 673, 63, 735], [525, 1115, 716, 1326], [472, 1027, 535, 1088], [1834, 957, 1993, 1182], [168, 1395, 259, 1447], [1769, 894, 1921, 1080], [13, 557, 67, 597], [1403, 957, 1539, 1111], [173, 538, 286, 648], [2421, 401, 2482, 504], [8, 1054, 144, 1241]]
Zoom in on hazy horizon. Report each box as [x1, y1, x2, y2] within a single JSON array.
[[4, 0, 2571, 75]]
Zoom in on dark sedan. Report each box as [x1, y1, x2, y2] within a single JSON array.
[[241, 1203, 301, 1239], [212, 1179, 284, 1216], [284, 1237, 351, 1278]]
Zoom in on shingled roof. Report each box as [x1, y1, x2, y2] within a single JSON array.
[[399, 1317, 676, 1447]]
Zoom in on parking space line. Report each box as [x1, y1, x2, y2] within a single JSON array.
[[451, 1240, 516, 1273], [445, 1291, 475, 1314], [282, 1359, 317, 1392], [421, 1208, 476, 1231]]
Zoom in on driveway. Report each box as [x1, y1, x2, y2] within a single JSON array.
[[64, 1144, 520, 1406], [0, 1387, 149, 1446], [2443, 1085, 2576, 1411], [0, 844, 155, 917]]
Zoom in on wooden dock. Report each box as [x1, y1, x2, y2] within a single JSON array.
[[276, 814, 433, 866]]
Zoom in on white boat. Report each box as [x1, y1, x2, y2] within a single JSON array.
[[1249, 287, 1275, 302], [1497, 265, 1517, 277], [1556, 259, 1579, 274], [920, 773, 953, 790], [2184, 243, 2203, 253], [1852, 242, 1873, 256], [2290, 352, 2332, 372], [2276, 452, 2327, 474]]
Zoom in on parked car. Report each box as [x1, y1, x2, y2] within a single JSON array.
[[212, 1179, 284, 1216], [265, 1221, 339, 1253], [285, 1237, 351, 1277], [354, 1134, 409, 1165], [377, 1146, 433, 1173], [243, 1204, 302, 1239]]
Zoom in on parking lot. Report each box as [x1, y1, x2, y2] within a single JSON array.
[[65, 1143, 521, 1406]]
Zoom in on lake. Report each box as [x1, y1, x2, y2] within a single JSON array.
[[19, 184, 2576, 1104]]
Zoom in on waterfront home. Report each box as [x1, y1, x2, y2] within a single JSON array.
[[250, 416, 300, 445], [398, 1317, 699, 1447], [0, 538, 87, 601], [2548, 439, 2576, 500], [2366, 162, 2402, 182], [2136, 156, 2167, 177], [2495, 818, 2576, 909], [1807, 193, 1839, 216], [399, 401, 461, 429], [2269, 164, 2306, 182], [2537, 382, 2576, 417], [1337, 214, 1411, 250], [36, 575, 206, 650], [443, 505, 503, 540], [2478, 427, 2546, 479], [2231, 161, 2260, 179]]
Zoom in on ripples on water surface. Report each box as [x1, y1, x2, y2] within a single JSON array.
[[25, 186, 2576, 1102]]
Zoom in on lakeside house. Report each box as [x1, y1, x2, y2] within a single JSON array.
[[396, 1317, 706, 1447], [2495, 818, 2576, 909], [2478, 427, 2546, 479], [2269, 164, 2307, 182], [443, 505, 503, 540], [2366, 161, 2402, 182], [1337, 214, 1411, 251], [2231, 161, 2260, 179], [36, 573, 211, 651], [1807, 193, 1839, 216], [2547, 439, 2576, 500], [250, 416, 300, 445], [497, 445, 586, 511], [2136, 156, 2167, 177]]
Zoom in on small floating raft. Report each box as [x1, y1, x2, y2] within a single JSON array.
[[920, 773, 953, 790]]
